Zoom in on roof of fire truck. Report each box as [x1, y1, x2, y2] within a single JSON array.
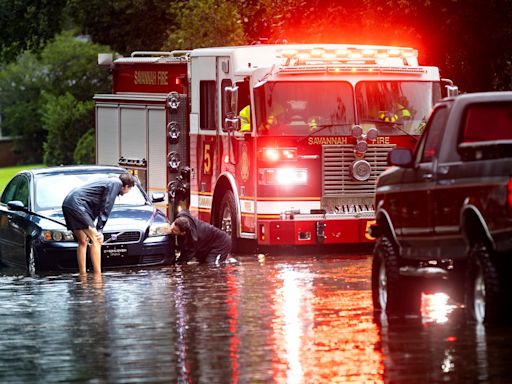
[[188, 44, 427, 75], [111, 44, 440, 84]]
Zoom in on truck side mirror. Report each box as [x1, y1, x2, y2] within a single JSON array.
[[223, 85, 239, 132], [387, 148, 414, 168]]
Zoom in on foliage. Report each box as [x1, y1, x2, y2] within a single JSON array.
[[42, 92, 95, 165], [73, 129, 95, 164], [0, 52, 46, 162], [0, 0, 67, 62], [66, 0, 176, 56], [235, 0, 512, 92], [163, 0, 245, 50], [0, 32, 111, 164]]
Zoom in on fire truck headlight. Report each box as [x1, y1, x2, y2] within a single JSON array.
[[260, 168, 308, 185], [261, 147, 297, 162]]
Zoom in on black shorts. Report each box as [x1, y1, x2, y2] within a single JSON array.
[[62, 204, 95, 231]]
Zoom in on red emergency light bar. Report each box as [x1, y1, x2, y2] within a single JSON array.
[[279, 47, 418, 62]]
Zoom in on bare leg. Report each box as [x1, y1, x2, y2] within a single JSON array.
[[74, 230, 89, 275], [83, 226, 103, 274]]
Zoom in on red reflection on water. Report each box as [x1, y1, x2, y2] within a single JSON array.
[[269, 266, 384, 383], [226, 269, 240, 384]]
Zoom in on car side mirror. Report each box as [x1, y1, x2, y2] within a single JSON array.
[[151, 192, 166, 203], [7, 200, 26, 211], [387, 148, 414, 168]]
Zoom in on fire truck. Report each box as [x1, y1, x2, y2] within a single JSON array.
[[95, 44, 451, 249]]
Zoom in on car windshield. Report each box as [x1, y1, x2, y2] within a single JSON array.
[[34, 172, 147, 211], [254, 81, 355, 136], [355, 81, 442, 136]]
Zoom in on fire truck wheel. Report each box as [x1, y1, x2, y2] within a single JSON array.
[[217, 190, 238, 252]]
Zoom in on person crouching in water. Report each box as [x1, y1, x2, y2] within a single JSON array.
[[170, 210, 232, 265], [62, 172, 135, 275]]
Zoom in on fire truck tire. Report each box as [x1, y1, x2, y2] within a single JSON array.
[[217, 190, 238, 252], [371, 236, 422, 315]]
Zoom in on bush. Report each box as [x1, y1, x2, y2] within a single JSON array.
[[42, 92, 94, 165], [73, 129, 95, 164]]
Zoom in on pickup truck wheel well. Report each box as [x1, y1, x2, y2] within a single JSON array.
[[375, 211, 399, 248], [462, 209, 493, 251]]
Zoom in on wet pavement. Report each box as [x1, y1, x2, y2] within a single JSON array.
[[0, 252, 511, 383]]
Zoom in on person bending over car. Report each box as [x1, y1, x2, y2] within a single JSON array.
[[62, 172, 135, 274], [170, 210, 232, 265]]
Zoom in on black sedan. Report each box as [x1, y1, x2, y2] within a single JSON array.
[[0, 165, 174, 274]]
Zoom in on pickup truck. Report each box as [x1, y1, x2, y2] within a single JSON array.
[[370, 91, 512, 323]]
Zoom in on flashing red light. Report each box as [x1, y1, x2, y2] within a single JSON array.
[[261, 148, 297, 162]]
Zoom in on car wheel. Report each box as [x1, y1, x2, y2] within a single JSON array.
[[372, 236, 421, 315], [26, 242, 37, 277], [217, 190, 238, 253], [465, 243, 504, 323]]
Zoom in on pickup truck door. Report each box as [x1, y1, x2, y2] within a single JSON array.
[[398, 106, 448, 259], [433, 101, 511, 257]]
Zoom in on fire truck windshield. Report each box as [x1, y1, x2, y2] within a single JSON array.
[[254, 81, 355, 136], [356, 81, 442, 136], [254, 80, 441, 137]]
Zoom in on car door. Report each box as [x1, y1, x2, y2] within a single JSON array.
[[0, 174, 30, 267], [397, 106, 448, 259]]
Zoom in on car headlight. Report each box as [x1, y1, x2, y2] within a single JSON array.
[[148, 222, 172, 237], [41, 230, 75, 242]]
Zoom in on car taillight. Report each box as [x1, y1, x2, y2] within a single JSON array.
[[260, 147, 297, 162]]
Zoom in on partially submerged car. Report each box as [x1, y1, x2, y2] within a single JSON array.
[[0, 165, 173, 274]]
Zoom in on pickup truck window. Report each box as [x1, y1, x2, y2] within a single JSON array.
[[417, 106, 448, 163], [462, 102, 512, 142]]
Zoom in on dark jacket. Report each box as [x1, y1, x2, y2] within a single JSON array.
[[176, 210, 231, 263], [63, 177, 123, 231]]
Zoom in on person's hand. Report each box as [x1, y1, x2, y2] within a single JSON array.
[[96, 231, 104, 245]]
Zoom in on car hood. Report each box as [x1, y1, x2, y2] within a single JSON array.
[[36, 205, 161, 232]]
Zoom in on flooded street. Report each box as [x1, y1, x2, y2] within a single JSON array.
[[1, 252, 511, 383]]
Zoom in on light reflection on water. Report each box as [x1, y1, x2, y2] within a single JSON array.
[[0, 254, 511, 383]]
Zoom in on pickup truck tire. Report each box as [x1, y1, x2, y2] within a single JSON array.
[[465, 243, 503, 323], [372, 236, 422, 315]]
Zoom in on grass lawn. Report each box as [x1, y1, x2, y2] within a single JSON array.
[[0, 164, 45, 193]]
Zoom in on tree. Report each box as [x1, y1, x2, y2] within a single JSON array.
[[67, 0, 177, 56], [0, 32, 111, 164], [0, 0, 67, 62], [162, 0, 245, 50], [0, 52, 46, 163]]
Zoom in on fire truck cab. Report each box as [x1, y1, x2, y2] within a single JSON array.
[[95, 44, 445, 249]]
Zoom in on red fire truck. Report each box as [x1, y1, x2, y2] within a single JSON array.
[[95, 44, 452, 249]]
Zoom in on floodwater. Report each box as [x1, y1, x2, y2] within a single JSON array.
[[1, 252, 511, 383]]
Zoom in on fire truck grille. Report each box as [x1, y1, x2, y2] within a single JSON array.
[[322, 144, 395, 196]]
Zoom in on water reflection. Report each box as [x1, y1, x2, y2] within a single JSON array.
[[0, 255, 511, 383]]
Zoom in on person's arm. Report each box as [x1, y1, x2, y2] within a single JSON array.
[[176, 220, 199, 263], [96, 179, 122, 231]]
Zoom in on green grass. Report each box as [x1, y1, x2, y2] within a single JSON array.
[[0, 164, 45, 193]]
